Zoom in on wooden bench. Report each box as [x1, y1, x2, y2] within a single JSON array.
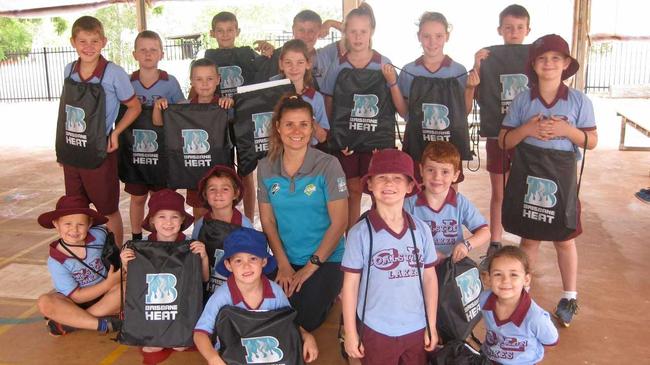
[[617, 100, 650, 151]]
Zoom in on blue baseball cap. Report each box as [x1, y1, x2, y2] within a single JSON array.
[[216, 228, 277, 277]]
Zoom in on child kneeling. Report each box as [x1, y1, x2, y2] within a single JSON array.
[[194, 227, 318, 364]]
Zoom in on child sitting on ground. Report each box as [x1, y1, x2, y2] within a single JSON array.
[[193, 227, 318, 364], [37, 195, 122, 337]]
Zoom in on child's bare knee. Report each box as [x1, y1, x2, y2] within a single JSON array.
[[37, 294, 55, 316]]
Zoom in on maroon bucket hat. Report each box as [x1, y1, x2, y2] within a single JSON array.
[[526, 34, 580, 84], [142, 189, 194, 232], [38, 195, 108, 229], [361, 149, 420, 197]]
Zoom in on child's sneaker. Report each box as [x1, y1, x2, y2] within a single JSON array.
[[479, 242, 502, 272], [47, 319, 76, 337], [635, 189, 650, 205], [554, 298, 579, 327], [99, 316, 122, 334]]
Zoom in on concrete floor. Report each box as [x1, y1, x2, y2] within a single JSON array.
[[0, 98, 649, 364]]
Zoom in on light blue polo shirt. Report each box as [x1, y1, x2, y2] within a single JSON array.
[[47, 226, 109, 297], [404, 189, 488, 257], [502, 84, 597, 152], [397, 55, 468, 99], [64, 56, 135, 134], [320, 50, 391, 97], [342, 209, 437, 337], [194, 275, 290, 348], [130, 70, 185, 106], [481, 290, 558, 365], [257, 147, 348, 265]]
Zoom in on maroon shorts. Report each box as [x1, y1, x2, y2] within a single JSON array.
[[63, 151, 119, 215], [359, 324, 427, 365], [486, 138, 514, 174], [124, 183, 166, 196], [337, 151, 373, 179], [186, 189, 202, 208]]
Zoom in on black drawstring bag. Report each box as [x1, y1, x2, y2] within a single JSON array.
[[117, 106, 168, 187], [197, 219, 241, 298], [205, 47, 259, 97], [56, 61, 108, 169], [328, 69, 396, 152], [163, 103, 232, 189], [119, 240, 203, 348], [253, 48, 281, 84], [430, 340, 491, 365], [404, 76, 472, 161], [232, 81, 294, 176], [215, 305, 305, 365], [476, 44, 530, 138], [502, 131, 587, 241], [434, 257, 483, 344]]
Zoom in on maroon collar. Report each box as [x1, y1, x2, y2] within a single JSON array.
[[147, 232, 186, 242], [130, 69, 169, 89], [49, 232, 97, 264], [302, 87, 316, 99], [190, 95, 220, 104], [414, 55, 452, 74], [482, 289, 532, 327], [227, 275, 276, 310], [204, 209, 243, 226], [339, 50, 382, 67], [415, 188, 457, 213], [529, 83, 569, 109], [367, 209, 415, 239], [73, 55, 109, 82]]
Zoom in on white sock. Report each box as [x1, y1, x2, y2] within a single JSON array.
[[562, 291, 577, 300]]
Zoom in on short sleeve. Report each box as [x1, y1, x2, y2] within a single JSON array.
[[323, 157, 348, 201], [194, 288, 229, 334], [110, 64, 136, 103], [191, 217, 204, 240], [256, 162, 270, 203], [168, 75, 186, 104], [459, 195, 488, 233], [313, 92, 330, 130], [341, 222, 366, 272], [47, 259, 78, 297], [321, 62, 341, 96], [576, 93, 596, 130], [241, 216, 254, 229], [397, 66, 413, 99], [532, 310, 559, 346]]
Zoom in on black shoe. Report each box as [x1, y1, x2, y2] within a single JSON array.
[[554, 298, 579, 327], [100, 316, 122, 334], [47, 320, 76, 337]]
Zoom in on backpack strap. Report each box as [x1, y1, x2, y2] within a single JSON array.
[[58, 239, 107, 280], [576, 130, 588, 197], [408, 220, 433, 345], [357, 217, 375, 350]]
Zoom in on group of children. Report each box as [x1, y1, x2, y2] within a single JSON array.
[[37, 2, 598, 365]]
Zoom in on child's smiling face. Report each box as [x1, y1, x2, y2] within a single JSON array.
[[488, 256, 531, 301]]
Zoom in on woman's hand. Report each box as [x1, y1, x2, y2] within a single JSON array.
[[288, 263, 319, 296], [275, 263, 296, 296]]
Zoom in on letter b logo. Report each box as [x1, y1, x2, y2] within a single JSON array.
[[145, 273, 178, 304]]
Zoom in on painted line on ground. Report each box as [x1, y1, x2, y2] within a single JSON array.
[[0, 299, 34, 307], [0, 305, 39, 337], [0, 234, 58, 269], [99, 345, 129, 365], [0, 196, 60, 226], [0, 316, 42, 325]]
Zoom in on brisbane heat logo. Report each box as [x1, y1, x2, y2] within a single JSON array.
[[499, 74, 529, 101], [524, 176, 557, 208], [219, 66, 245, 89], [252, 112, 272, 140], [145, 273, 178, 304], [182, 129, 210, 155], [351, 94, 379, 118], [422, 103, 450, 131], [65, 105, 87, 133], [133, 129, 158, 153], [241, 336, 284, 363]]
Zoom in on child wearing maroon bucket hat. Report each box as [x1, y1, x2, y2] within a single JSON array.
[[37, 195, 122, 337], [191, 164, 253, 240], [341, 149, 438, 365], [498, 34, 598, 327], [120, 189, 209, 362]]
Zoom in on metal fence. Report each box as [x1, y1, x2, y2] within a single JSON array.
[[585, 38, 650, 94], [0, 32, 340, 102]]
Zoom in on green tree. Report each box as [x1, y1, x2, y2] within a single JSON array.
[[52, 17, 68, 36], [0, 17, 41, 60], [94, 4, 137, 69]]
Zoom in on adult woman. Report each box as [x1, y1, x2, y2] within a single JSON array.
[[257, 95, 348, 331]]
